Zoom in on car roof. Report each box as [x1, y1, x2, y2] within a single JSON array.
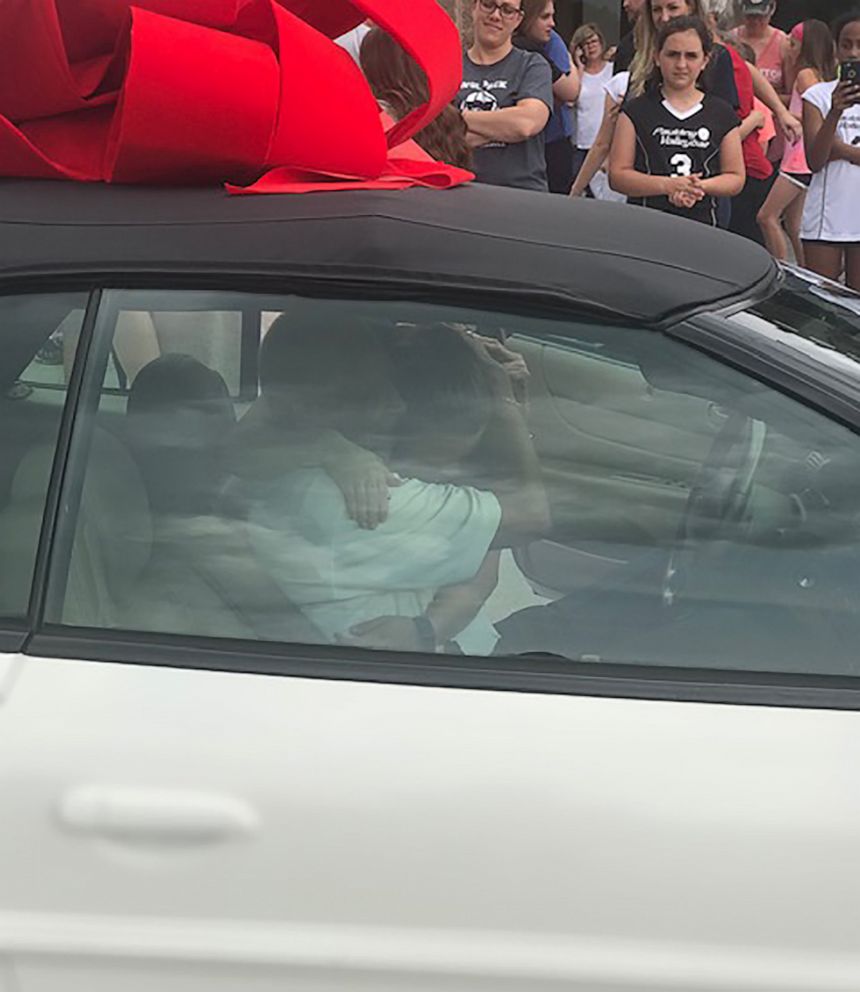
[[0, 180, 777, 325]]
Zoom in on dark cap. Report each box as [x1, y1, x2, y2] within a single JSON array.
[[741, 0, 775, 14]]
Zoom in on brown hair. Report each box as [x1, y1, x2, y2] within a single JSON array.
[[630, 0, 704, 96], [518, 0, 552, 40], [359, 27, 472, 170], [797, 19, 837, 81]]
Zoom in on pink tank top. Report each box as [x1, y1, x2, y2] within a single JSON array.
[[781, 84, 810, 175], [756, 28, 787, 93]]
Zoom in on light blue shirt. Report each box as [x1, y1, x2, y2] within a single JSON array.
[[247, 470, 501, 651]]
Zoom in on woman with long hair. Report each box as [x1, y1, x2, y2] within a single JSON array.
[[570, 0, 739, 198], [514, 0, 580, 193], [801, 10, 860, 290], [757, 19, 837, 262], [609, 15, 745, 224], [360, 27, 472, 170], [571, 0, 799, 205]]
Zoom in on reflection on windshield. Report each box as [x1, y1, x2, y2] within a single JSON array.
[[731, 268, 860, 368]]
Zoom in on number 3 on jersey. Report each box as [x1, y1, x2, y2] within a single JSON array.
[[670, 153, 694, 177]]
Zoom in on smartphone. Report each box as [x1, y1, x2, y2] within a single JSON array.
[[839, 60, 860, 86]]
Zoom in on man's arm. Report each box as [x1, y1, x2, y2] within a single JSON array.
[[226, 399, 399, 529], [462, 341, 549, 548], [463, 98, 550, 144]]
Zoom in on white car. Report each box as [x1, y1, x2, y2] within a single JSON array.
[[1, 180, 860, 992]]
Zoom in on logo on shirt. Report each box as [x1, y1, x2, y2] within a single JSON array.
[[460, 89, 500, 113], [653, 125, 712, 150]]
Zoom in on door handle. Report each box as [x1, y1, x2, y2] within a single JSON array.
[[58, 786, 260, 845]]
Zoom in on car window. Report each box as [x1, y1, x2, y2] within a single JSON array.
[[45, 290, 860, 678], [0, 293, 88, 621], [737, 267, 860, 361]]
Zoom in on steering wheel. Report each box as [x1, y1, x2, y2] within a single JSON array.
[[662, 412, 767, 607]]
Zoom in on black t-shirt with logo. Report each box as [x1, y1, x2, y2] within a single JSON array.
[[622, 92, 739, 226]]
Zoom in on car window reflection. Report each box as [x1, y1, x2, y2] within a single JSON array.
[[44, 290, 860, 680]]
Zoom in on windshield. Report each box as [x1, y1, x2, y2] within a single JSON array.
[[727, 267, 860, 377]]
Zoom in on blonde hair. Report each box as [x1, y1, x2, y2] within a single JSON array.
[[629, 0, 705, 96]]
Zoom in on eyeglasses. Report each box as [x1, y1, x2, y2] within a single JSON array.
[[477, 0, 524, 20]]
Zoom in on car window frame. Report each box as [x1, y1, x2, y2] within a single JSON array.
[[13, 280, 860, 713], [0, 287, 102, 651]]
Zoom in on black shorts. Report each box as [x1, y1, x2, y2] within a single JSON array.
[[801, 239, 859, 247], [781, 171, 812, 189]]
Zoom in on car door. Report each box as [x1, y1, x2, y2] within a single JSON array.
[[0, 291, 89, 992], [4, 286, 860, 992]]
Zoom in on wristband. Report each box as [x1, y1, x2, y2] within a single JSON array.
[[413, 615, 437, 653]]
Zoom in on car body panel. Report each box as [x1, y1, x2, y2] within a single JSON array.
[[2, 654, 860, 990], [1, 185, 859, 990]]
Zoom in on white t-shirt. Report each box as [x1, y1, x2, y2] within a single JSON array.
[[248, 470, 502, 653], [580, 71, 629, 202], [801, 81, 860, 243], [605, 71, 630, 107], [576, 63, 615, 150], [335, 24, 371, 65]]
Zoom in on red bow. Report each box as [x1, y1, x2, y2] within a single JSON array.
[[0, 0, 472, 192]]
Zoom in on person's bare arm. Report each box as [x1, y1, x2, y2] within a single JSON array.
[[462, 99, 550, 144], [694, 129, 746, 197], [804, 82, 860, 172], [737, 107, 766, 140], [425, 551, 501, 643], [553, 70, 580, 104], [608, 113, 703, 199], [338, 551, 502, 651], [226, 400, 399, 529], [749, 63, 802, 141], [457, 340, 549, 548], [570, 93, 620, 195]]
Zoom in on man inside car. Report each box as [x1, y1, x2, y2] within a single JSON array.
[[238, 310, 550, 655]]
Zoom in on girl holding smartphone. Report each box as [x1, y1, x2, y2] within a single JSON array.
[[801, 10, 860, 289]]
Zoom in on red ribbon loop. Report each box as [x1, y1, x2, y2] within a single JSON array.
[[0, 0, 473, 192]]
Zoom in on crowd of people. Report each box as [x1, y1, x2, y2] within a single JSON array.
[[341, 1, 860, 290]]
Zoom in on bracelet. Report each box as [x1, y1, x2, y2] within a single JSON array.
[[413, 615, 437, 653]]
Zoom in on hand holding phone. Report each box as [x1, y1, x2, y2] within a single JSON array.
[[832, 75, 860, 114], [839, 60, 860, 87]]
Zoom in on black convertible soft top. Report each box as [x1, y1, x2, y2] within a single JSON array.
[[0, 180, 777, 325]]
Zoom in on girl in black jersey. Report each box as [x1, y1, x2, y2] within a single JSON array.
[[609, 16, 745, 225]]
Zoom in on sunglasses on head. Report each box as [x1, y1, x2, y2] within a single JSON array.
[[477, 0, 524, 19]]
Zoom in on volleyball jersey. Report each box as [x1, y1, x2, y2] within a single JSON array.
[[622, 92, 739, 226]]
